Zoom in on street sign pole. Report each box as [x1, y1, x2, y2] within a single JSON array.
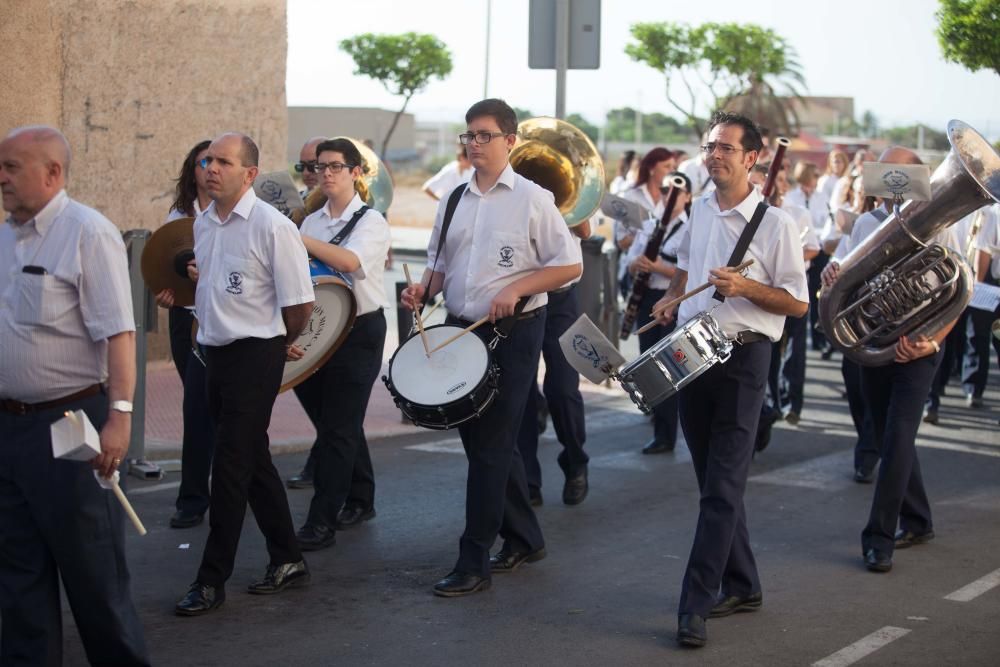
[[554, 0, 569, 119]]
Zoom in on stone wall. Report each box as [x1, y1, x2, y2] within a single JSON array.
[[2, 0, 288, 359]]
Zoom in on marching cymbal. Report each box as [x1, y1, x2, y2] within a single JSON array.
[[141, 217, 196, 307]]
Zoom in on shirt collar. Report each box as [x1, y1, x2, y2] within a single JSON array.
[[709, 184, 763, 224], [323, 193, 364, 224], [205, 187, 256, 225], [7, 190, 68, 239], [468, 163, 516, 197]]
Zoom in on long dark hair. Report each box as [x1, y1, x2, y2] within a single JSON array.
[[635, 147, 674, 188], [170, 140, 211, 217]]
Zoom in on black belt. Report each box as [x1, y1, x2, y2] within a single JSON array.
[[733, 330, 769, 345], [355, 308, 384, 322], [453, 306, 544, 329], [0, 384, 104, 416]]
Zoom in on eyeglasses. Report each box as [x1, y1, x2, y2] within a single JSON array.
[[458, 131, 507, 145], [294, 161, 317, 173], [314, 161, 355, 174], [700, 142, 747, 156]]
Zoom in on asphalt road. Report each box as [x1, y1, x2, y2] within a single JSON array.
[[61, 351, 1000, 666]]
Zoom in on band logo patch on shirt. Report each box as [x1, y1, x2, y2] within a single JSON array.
[[498, 245, 514, 268], [226, 272, 244, 295]]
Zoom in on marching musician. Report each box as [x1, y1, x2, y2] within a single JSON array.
[[0, 126, 150, 664], [290, 138, 391, 549], [422, 144, 473, 200], [624, 171, 692, 455], [156, 139, 217, 529], [401, 99, 581, 597], [963, 203, 1000, 409], [653, 112, 808, 647], [174, 132, 314, 616], [822, 147, 959, 574]]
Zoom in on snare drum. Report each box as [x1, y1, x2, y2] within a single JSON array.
[[617, 311, 733, 413], [279, 259, 358, 392], [383, 324, 499, 430]]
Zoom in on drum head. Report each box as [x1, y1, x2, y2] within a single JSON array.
[[390, 325, 489, 405], [280, 276, 357, 392]]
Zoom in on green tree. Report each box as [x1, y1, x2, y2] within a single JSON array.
[[883, 124, 951, 151], [936, 0, 1000, 76], [511, 107, 535, 122], [603, 107, 694, 144], [340, 32, 453, 156], [625, 22, 806, 136]]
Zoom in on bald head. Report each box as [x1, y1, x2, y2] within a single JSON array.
[[299, 136, 326, 190], [879, 146, 922, 166], [0, 125, 72, 222]]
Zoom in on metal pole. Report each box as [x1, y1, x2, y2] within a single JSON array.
[[554, 0, 569, 119], [483, 0, 492, 99]]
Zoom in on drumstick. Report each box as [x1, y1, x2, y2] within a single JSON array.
[[111, 481, 147, 536], [634, 259, 755, 337], [427, 315, 491, 355], [402, 263, 432, 357], [423, 296, 444, 321]]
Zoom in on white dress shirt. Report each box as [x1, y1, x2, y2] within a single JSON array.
[[780, 202, 821, 269], [846, 203, 962, 259], [194, 188, 313, 346], [624, 212, 687, 291], [299, 193, 391, 315], [676, 185, 808, 342], [165, 199, 204, 223], [678, 155, 714, 196], [784, 186, 831, 236], [0, 190, 135, 402], [422, 160, 473, 200], [426, 164, 581, 321], [974, 204, 1000, 280]]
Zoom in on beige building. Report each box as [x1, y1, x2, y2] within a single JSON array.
[[788, 96, 856, 135], [288, 107, 416, 163]]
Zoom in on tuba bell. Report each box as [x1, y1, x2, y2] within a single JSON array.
[[509, 117, 606, 226], [303, 137, 394, 216], [819, 120, 1000, 366]]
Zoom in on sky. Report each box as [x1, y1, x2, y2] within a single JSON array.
[[286, 0, 1000, 138]]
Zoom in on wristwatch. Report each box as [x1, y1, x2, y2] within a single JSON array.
[[110, 400, 134, 414]]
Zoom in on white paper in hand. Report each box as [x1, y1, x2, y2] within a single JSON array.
[[50, 410, 101, 461], [862, 162, 932, 202], [558, 315, 626, 384]]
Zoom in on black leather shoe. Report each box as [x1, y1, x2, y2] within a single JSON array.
[[175, 582, 224, 616], [169, 509, 204, 529], [247, 560, 310, 594], [562, 470, 588, 505], [432, 571, 491, 597], [677, 613, 707, 647], [286, 469, 313, 489], [490, 547, 547, 573], [894, 529, 935, 549], [709, 591, 763, 618], [642, 438, 674, 454], [529, 488, 543, 507], [864, 548, 892, 573], [296, 523, 336, 551], [854, 468, 875, 484], [784, 410, 800, 426], [336, 506, 376, 530]]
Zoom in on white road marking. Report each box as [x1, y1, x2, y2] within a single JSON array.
[[406, 438, 463, 454], [944, 567, 1000, 602], [128, 481, 181, 495], [811, 626, 911, 667], [749, 451, 853, 491]]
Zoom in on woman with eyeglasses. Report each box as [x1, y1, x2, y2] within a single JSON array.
[[287, 138, 391, 551], [625, 171, 692, 455], [157, 139, 217, 530]]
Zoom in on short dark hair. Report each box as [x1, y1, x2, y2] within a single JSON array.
[[465, 98, 518, 136], [239, 135, 260, 167], [316, 138, 365, 172], [707, 111, 763, 153]]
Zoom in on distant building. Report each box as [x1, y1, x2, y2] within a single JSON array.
[[287, 106, 416, 164], [786, 96, 856, 135]]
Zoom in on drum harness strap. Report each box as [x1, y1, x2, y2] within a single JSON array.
[[710, 201, 768, 345], [328, 205, 370, 246], [426, 184, 529, 351]]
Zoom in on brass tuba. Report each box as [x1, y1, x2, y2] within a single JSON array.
[[819, 120, 1000, 366], [509, 117, 605, 226], [303, 137, 394, 216]]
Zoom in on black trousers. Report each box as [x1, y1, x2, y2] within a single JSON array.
[[860, 351, 940, 555], [0, 392, 150, 666], [176, 347, 215, 515], [516, 286, 588, 491], [807, 253, 829, 349], [774, 312, 808, 413], [293, 310, 385, 529], [842, 357, 879, 473], [677, 340, 769, 617], [927, 309, 968, 410], [197, 336, 302, 587], [451, 310, 547, 578], [962, 277, 1000, 398], [636, 288, 679, 446], [168, 305, 195, 382]]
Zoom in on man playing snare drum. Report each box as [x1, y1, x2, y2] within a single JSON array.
[[653, 111, 808, 648]]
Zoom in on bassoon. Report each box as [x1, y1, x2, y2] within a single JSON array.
[[619, 175, 686, 339]]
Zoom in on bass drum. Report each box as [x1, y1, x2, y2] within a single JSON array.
[[383, 324, 499, 430], [279, 259, 358, 392]]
